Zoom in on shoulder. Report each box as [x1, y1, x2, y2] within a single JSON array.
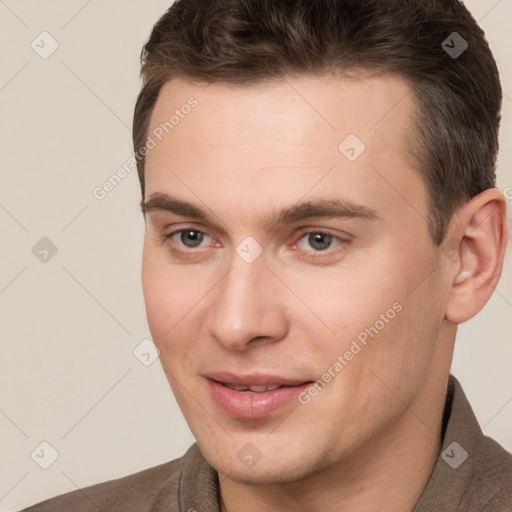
[[474, 435, 512, 510], [20, 452, 184, 512], [414, 376, 512, 511], [452, 378, 512, 509]]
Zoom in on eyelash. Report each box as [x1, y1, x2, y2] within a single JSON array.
[[162, 227, 350, 258]]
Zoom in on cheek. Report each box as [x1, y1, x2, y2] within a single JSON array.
[[142, 266, 204, 391], [282, 264, 406, 347], [281, 250, 437, 385], [141, 248, 204, 349]]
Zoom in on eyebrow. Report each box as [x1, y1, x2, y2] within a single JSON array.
[[141, 194, 208, 220], [141, 193, 379, 228]]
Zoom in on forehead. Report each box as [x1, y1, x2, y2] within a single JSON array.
[[149, 72, 416, 144], [144, 73, 425, 227]]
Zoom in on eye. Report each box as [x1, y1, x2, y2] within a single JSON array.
[[168, 229, 212, 249], [296, 232, 343, 252]]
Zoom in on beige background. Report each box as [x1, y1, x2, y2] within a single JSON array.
[[0, 1, 511, 509]]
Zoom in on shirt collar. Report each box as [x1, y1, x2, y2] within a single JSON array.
[[412, 375, 482, 510]]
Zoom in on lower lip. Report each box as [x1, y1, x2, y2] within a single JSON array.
[[206, 379, 312, 419]]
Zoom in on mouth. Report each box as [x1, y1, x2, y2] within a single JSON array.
[[203, 372, 314, 419], [219, 382, 288, 392]]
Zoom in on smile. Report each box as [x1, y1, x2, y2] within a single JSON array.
[[204, 372, 313, 419]]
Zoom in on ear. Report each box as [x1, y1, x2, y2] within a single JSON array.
[[444, 189, 509, 324]]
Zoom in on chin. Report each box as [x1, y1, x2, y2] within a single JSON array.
[[200, 441, 327, 486], [216, 462, 309, 486]]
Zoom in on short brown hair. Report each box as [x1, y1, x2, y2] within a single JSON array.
[[133, 0, 502, 244]]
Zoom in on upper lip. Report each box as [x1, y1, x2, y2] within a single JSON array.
[[204, 371, 312, 387]]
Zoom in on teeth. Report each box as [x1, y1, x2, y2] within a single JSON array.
[[248, 385, 280, 392], [224, 383, 282, 392]]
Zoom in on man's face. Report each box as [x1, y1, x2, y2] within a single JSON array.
[[141, 74, 451, 483]]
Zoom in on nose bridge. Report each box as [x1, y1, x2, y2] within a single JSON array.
[[207, 254, 286, 350]]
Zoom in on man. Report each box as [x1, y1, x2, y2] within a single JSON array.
[[22, 0, 512, 510]]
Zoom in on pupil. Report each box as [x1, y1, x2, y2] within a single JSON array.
[[309, 233, 332, 251], [181, 230, 204, 247]]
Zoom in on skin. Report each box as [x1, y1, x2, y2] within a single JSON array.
[[140, 74, 508, 511]]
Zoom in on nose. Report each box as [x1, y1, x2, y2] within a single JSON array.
[[207, 255, 289, 351]]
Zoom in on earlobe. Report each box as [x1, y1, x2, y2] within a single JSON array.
[[445, 189, 508, 324]]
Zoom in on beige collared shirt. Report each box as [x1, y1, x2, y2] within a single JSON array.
[[22, 375, 512, 511]]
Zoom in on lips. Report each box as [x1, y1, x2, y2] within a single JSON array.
[[204, 371, 311, 388], [204, 372, 313, 419]]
